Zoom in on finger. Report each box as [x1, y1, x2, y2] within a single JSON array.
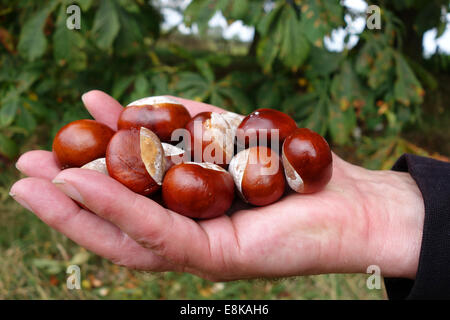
[[52, 168, 213, 268], [82, 90, 123, 130], [15, 150, 61, 180], [9, 177, 176, 271], [166, 96, 227, 116]]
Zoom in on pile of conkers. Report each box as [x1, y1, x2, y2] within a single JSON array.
[[52, 96, 332, 219]]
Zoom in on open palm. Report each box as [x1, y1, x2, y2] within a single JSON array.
[[10, 90, 424, 281]]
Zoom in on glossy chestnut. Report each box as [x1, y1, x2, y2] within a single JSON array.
[[106, 128, 164, 196], [228, 146, 286, 206], [236, 108, 297, 149], [52, 119, 115, 169], [118, 96, 191, 142], [162, 162, 235, 219], [282, 128, 332, 194], [184, 111, 243, 167]]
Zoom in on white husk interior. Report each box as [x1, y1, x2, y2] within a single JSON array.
[[162, 143, 185, 156], [282, 147, 304, 193], [185, 161, 227, 172], [162, 143, 185, 170], [220, 111, 244, 139], [81, 158, 109, 175], [208, 112, 234, 160], [127, 96, 182, 107], [228, 148, 250, 197], [140, 127, 165, 185]]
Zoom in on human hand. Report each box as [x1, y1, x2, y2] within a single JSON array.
[[10, 90, 425, 281]]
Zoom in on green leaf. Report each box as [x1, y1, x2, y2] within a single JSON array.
[[368, 48, 394, 89], [256, 36, 279, 73], [195, 59, 215, 83], [355, 41, 377, 76], [16, 70, 40, 94], [279, 6, 310, 70], [210, 90, 226, 108], [406, 57, 437, 90], [176, 72, 209, 91], [112, 75, 135, 100], [77, 0, 93, 11], [282, 93, 318, 121], [0, 133, 19, 159], [257, 5, 310, 72], [128, 75, 150, 102], [256, 81, 282, 108], [34, 78, 56, 95], [0, 56, 17, 82], [135, 75, 149, 92], [115, 6, 143, 55], [92, 0, 121, 50], [18, 3, 57, 61], [16, 105, 37, 133], [117, 0, 140, 13], [205, 53, 232, 68], [328, 101, 356, 145], [151, 73, 172, 95], [21, 98, 50, 119], [184, 0, 217, 33], [257, 3, 283, 36], [242, 1, 264, 26], [300, 0, 344, 45], [303, 97, 328, 135], [305, 47, 342, 78], [175, 72, 210, 101], [330, 61, 365, 111], [394, 53, 424, 106], [181, 87, 210, 101], [0, 93, 19, 126], [256, 5, 285, 72], [217, 86, 252, 113], [229, 0, 250, 21]]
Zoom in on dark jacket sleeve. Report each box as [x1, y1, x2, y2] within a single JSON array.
[[384, 153, 450, 299]]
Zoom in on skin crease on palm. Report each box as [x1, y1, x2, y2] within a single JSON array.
[[9, 90, 425, 282]]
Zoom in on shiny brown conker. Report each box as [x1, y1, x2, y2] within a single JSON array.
[[52, 119, 115, 169], [229, 146, 286, 206], [236, 108, 297, 149], [106, 128, 164, 196], [162, 162, 235, 219], [118, 96, 191, 143], [282, 128, 332, 194], [184, 111, 243, 167]]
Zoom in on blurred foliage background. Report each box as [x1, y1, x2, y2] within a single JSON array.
[[0, 0, 449, 299]]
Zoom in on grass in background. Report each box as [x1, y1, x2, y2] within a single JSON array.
[[0, 170, 385, 300]]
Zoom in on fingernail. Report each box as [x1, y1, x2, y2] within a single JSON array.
[[52, 178, 84, 205], [81, 92, 89, 104], [9, 192, 33, 212], [15, 160, 24, 173]]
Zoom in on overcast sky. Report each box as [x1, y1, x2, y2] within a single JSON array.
[[159, 0, 450, 57]]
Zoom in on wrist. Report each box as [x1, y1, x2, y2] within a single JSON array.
[[362, 169, 424, 279]]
